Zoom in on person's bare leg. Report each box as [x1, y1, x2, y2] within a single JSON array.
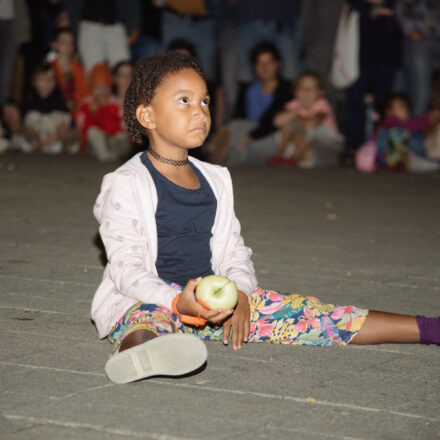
[[210, 127, 231, 164], [119, 329, 157, 352], [291, 131, 309, 162], [350, 311, 420, 345], [277, 125, 294, 157]]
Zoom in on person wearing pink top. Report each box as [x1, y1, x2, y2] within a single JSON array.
[[269, 71, 343, 168]]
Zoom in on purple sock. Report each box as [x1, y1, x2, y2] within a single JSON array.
[[416, 316, 440, 345]]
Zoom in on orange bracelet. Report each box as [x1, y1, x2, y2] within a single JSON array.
[[172, 293, 207, 327]]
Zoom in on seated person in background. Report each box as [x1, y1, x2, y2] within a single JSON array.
[[208, 41, 292, 165], [20, 64, 77, 154], [269, 71, 343, 168], [112, 61, 134, 157], [356, 93, 440, 173], [77, 63, 129, 161], [50, 27, 90, 122], [112, 61, 133, 111]]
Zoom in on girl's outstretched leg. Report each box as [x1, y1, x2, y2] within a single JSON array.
[[350, 311, 420, 345]]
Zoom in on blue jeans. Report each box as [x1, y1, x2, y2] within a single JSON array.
[[236, 19, 303, 83], [403, 37, 435, 116], [161, 11, 215, 79]]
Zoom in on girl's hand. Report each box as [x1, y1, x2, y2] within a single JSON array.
[[176, 278, 233, 324], [222, 290, 250, 350]]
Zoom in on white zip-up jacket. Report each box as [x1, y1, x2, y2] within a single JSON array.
[[91, 153, 258, 338]]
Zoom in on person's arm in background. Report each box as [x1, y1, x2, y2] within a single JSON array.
[[117, 0, 142, 46], [273, 107, 297, 128], [382, 111, 440, 132], [395, 0, 427, 40]]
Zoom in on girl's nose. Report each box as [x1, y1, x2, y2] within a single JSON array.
[[195, 106, 208, 121]]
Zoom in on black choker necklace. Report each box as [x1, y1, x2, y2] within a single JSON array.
[[148, 146, 189, 167]]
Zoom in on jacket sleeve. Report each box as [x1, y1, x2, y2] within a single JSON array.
[[97, 172, 177, 310], [214, 169, 258, 296]]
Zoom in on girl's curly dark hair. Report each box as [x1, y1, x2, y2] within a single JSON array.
[[124, 53, 207, 145]]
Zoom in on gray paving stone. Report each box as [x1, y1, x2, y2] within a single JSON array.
[[0, 153, 439, 440]]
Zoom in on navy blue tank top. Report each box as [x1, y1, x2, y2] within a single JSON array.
[[140, 152, 217, 286]]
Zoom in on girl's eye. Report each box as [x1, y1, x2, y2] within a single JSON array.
[[201, 98, 210, 106], [179, 97, 189, 104]]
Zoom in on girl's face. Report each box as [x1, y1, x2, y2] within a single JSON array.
[[34, 70, 57, 98], [387, 99, 410, 121], [139, 68, 210, 150], [114, 64, 133, 96], [53, 32, 75, 58], [254, 52, 280, 82], [295, 76, 323, 109], [92, 83, 111, 103]]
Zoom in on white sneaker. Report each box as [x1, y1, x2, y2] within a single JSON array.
[[105, 333, 207, 384], [409, 155, 440, 173]]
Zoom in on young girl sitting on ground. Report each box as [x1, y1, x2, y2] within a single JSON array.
[[356, 93, 440, 173], [91, 53, 439, 384], [268, 71, 343, 168]]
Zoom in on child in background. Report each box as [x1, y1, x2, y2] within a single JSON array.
[[91, 53, 439, 385], [77, 63, 129, 161], [21, 64, 75, 154], [50, 28, 89, 122], [356, 93, 440, 173], [112, 61, 133, 112], [269, 71, 343, 168], [208, 41, 292, 165]]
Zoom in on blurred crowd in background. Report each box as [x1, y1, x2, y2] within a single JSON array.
[[1, 0, 440, 173]]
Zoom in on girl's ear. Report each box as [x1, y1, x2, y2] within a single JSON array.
[[136, 104, 155, 130]]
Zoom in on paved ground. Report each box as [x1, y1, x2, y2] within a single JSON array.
[[0, 152, 439, 440]]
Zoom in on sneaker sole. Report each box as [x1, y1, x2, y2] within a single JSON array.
[[105, 333, 207, 384]]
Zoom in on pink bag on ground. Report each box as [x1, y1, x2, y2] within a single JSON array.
[[355, 140, 377, 172]]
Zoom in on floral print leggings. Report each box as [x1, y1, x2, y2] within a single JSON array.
[[108, 285, 369, 354]]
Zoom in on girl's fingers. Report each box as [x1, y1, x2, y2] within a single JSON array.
[[244, 318, 250, 343], [239, 321, 244, 349], [223, 318, 232, 345], [181, 279, 196, 299], [231, 319, 244, 350], [202, 309, 232, 323], [232, 323, 239, 350], [238, 321, 245, 350], [231, 319, 238, 348]]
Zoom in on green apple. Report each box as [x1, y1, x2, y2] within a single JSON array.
[[195, 275, 238, 310]]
